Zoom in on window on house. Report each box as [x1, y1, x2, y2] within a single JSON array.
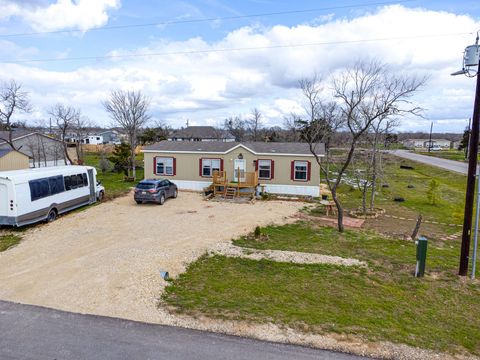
[[202, 158, 221, 177], [294, 161, 308, 181], [258, 160, 272, 180], [156, 157, 174, 175]]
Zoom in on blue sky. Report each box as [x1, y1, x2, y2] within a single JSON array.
[[1, 0, 480, 132]]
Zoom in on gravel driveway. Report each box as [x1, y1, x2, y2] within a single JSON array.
[[0, 192, 303, 323]]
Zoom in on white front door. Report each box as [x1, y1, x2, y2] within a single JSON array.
[[233, 159, 246, 182]]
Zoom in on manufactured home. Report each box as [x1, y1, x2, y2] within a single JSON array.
[[142, 141, 325, 197], [0, 166, 105, 227]]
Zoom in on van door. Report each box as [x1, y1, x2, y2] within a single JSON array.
[[87, 169, 96, 203]]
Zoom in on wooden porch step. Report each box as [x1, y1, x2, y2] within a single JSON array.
[[224, 187, 237, 199]]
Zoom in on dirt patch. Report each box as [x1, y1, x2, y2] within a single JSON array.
[[0, 191, 303, 323]]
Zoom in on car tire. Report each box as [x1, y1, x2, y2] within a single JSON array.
[[159, 193, 165, 205], [47, 209, 57, 223], [98, 191, 104, 202], [135, 200, 142, 204], [173, 189, 178, 199]]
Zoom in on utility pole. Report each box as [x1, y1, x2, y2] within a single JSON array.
[[428, 121, 433, 152], [459, 49, 480, 276]]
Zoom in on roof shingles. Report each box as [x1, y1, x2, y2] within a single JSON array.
[[143, 141, 324, 156]]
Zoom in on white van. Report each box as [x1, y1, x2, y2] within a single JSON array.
[[0, 166, 105, 227]]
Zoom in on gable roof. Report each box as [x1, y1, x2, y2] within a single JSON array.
[[170, 126, 234, 140], [0, 130, 64, 145], [143, 141, 325, 156], [0, 148, 30, 159]]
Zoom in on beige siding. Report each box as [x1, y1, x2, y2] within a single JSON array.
[[144, 146, 320, 186], [0, 151, 30, 171]]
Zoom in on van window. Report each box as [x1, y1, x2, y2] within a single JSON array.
[[64, 176, 72, 190], [29, 179, 50, 201], [49, 175, 65, 195], [81, 173, 88, 186]]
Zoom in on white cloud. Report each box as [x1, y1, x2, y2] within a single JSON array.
[[0, 0, 120, 32], [0, 4, 479, 132]]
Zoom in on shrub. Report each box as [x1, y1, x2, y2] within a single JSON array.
[[427, 179, 440, 205]]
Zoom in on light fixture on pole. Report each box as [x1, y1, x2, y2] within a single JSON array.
[[451, 31, 480, 277]]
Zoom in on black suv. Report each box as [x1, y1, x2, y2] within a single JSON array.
[[134, 179, 178, 205]]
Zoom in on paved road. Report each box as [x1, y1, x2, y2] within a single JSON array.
[[389, 150, 468, 175], [0, 301, 368, 360]]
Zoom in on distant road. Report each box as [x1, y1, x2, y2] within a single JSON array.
[[0, 300, 367, 360], [389, 150, 468, 175]]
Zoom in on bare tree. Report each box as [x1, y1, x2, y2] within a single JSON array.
[[72, 115, 94, 164], [224, 115, 247, 141], [0, 80, 32, 149], [302, 60, 426, 232], [103, 89, 150, 180], [283, 113, 302, 142], [247, 108, 262, 141], [368, 117, 398, 209], [49, 104, 80, 165]]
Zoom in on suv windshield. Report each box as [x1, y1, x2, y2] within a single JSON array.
[[136, 182, 156, 190]]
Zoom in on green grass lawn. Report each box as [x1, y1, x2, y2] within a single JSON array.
[[415, 150, 467, 162], [83, 153, 144, 200], [163, 222, 480, 355], [163, 156, 478, 356], [0, 234, 21, 252], [336, 155, 466, 225]]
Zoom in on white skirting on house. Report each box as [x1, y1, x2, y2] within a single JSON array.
[[170, 180, 212, 191], [170, 179, 320, 197], [260, 183, 320, 197]]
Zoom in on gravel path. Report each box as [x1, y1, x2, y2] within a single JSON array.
[[211, 243, 366, 267], [0, 191, 303, 323]]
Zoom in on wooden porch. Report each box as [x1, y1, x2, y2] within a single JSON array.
[[212, 170, 258, 199]]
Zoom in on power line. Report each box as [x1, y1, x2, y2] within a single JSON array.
[[0, 0, 416, 38], [0, 31, 471, 64]]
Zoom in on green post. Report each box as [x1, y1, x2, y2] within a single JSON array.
[[415, 236, 428, 277]]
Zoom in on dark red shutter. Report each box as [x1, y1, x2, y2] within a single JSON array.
[[220, 159, 224, 171], [307, 161, 311, 181], [271, 160, 275, 180], [290, 161, 295, 180], [199, 158, 202, 177], [255, 160, 258, 171], [173, 158, 176, 176], [153, 157, 157, 175]]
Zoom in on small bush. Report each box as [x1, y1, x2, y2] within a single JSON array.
[[254, 226, 261, 238], [427, 179, 440, 205]]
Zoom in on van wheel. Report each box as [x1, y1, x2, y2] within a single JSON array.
[[135, 200, 142, 204], [158, 194, 165, 205], [98, 191, 104, 202], [47, 209, 57, 223]]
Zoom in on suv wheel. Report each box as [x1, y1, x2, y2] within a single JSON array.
[[158, 193, 165, 205]]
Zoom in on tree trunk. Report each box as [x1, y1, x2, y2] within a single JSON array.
[[131, 137, 136, 180], [362, 183, 368, 215], [332, 191, 344, 232], [369, 134, 379, 210]]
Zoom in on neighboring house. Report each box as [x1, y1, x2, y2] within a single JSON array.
[[142, 141, 325, 196], [0, 148, 30, 171], [168, 126, 235, 142], [0, 130, 68, 168], [402, 138, 452, 149], [98, 129, 123, 144], [81, 135, 104, 145]]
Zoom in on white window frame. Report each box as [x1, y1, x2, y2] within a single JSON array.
[[258, 160, 272, 180], [202, 158, 221, 177], [156, 157, 174, 176], [294, 161, 308, 181]]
